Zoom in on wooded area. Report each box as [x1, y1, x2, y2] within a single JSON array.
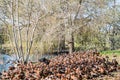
[[0, 0, 120, 62], [0, 0, 120, 80]]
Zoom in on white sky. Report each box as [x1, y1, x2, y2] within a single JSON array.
[[117, 0, 120, 4]]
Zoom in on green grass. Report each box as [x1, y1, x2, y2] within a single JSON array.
[[101, 50, 120, 55], [101, 50, 120, 65]]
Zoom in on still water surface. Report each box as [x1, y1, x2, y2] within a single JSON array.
[[0, 53, 56, 72]]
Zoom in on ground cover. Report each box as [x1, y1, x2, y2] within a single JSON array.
[[0, 50, 119, 80]]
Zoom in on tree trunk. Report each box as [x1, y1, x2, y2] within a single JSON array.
[[68, 33, 74, 54], [110, 39, 115, 50], [58, 35, 65, 52], [110, 27, 116, 50]]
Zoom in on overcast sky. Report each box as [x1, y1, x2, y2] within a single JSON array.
[[117, 0, 120, 4]]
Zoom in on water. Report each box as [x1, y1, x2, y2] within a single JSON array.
[[0, 54, 12, 72], [0, 53, 56, 72]]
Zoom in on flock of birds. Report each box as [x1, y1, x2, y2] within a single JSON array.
[[0, 50, 119, 80]]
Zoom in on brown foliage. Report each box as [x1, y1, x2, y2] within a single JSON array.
[[0, 51, 119, 80]]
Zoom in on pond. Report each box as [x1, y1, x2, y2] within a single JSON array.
[[0, 54, 12, 72], [0, 53, 57, 72]]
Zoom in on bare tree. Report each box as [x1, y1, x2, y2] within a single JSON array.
[[0, 0, 52, 63]]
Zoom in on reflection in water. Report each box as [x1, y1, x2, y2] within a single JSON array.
[[0, 53, 56, 72], [0, 54, 12, 72]]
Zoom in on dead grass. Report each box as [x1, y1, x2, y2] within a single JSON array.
[[95, 71, 120, 80], [96, 52, 120, 80]]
